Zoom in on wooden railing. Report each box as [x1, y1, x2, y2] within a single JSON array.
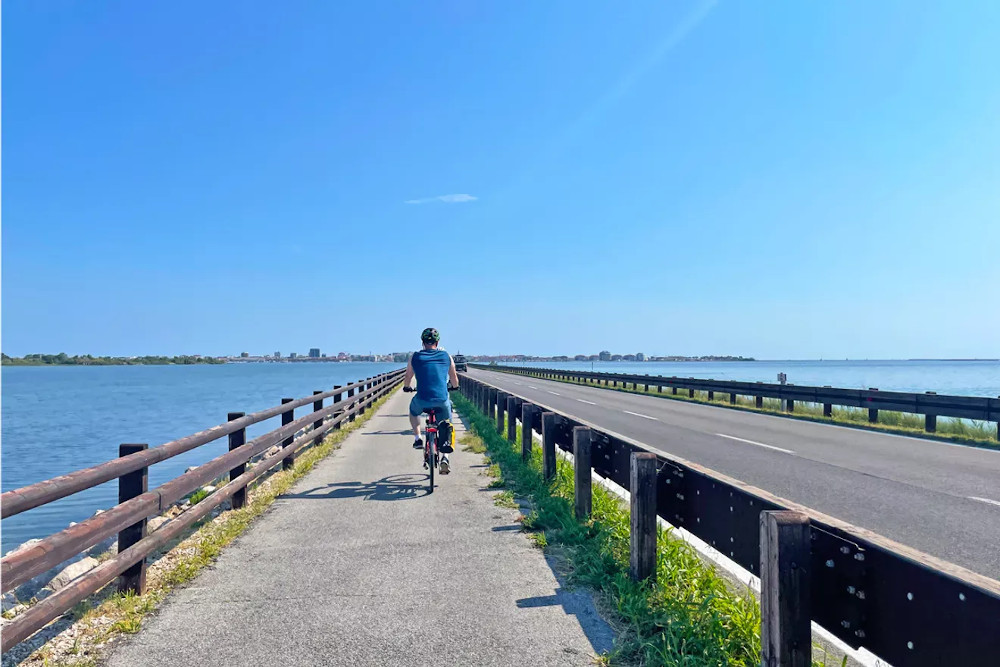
[[1, 369, 404, 651], [473, 364, 1000, 440], [460, 374, 1000, 667]]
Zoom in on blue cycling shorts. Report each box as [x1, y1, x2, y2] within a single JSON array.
[[409, 396, 452, 422]]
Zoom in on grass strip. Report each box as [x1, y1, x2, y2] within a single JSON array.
[[506, 370, 999, 447], [15, 388, 399, 667], [454, 391, 767, 666]]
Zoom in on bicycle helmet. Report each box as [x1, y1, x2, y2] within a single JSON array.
[[420, 327, 441, 344]]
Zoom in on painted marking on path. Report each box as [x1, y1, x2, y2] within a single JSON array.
[[514, 382, 523, 385], [527, 386, 538, 389], [576, 399, 597, 405], [548, 391, 561, 396], [623, 410, 658, 421], [715, 433, 794, 454], [969, 496, 1000, 507]]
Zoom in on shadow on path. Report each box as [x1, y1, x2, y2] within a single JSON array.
[[281, 474, 431, 502], [516, 585, 615, 655]]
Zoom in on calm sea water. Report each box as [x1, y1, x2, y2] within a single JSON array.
[[514, 360, 1000, 397], [0, 362, 402, 553], [2, 360, 997, 553]]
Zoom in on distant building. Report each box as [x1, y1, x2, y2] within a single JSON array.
[[636, 352, 645, 361], [309, 348, 321, 358], [290, 352, 298, 359], [588, 354, 599, 361], [274, 351, 281, 359], [321, 353, 327, 358], [611, 354, 623, 361], [337, 352, 350, 361], [574, 355, 588, 361], [240, 352, 249, 358], [599, 350, 611, 361], [623, 354, 636, 361]]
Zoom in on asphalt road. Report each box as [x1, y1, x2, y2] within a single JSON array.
[[470, 368, 1000, 581], [106, 390, 614, 667]]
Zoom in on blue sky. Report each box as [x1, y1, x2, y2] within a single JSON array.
[[3, 1, 998, 359]]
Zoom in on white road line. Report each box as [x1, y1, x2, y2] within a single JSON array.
[[969, 496, 1000, 507], [623, 410, 658, 421], [547, 391, 561, 396], [715, 433, 794, 454], [527, 385, 538, 389], [576, 399, 596, 405], [513, 382, 523, 385]]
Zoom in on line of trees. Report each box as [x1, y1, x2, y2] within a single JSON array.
[[1, 353, 225, 366]]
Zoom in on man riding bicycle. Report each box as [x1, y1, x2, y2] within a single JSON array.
[[405, 327, 460, 474]]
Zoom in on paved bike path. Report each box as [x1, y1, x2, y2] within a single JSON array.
[[106, 389, 614, 667]]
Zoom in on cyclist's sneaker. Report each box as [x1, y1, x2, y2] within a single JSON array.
[[412, 438, 423, 449], [438, 421, 454, 453], [440, 455, 451, 475]]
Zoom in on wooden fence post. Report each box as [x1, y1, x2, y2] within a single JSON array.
[[760, 510, 812, 667], [630, 452, 657, 582], [347, 385, 356, 422], [228, 413, 247, 510], [313, 391, 325, 445], [333, 385, 343, 429], [868, 389, 879, 423], [281, 398, 295, 470], [573, 427, 592, 520], [496, 391, 508, 434], [117, 443, 148, 595], [542, 412, 557, 480], [522, 403, 535, 461], [507, 396, 518, 442], [359, 378, 370, 415], [708, 390, 715, 401]]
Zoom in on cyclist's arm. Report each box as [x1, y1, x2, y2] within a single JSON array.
[[404, 358, 415, 388], [448, 357, 459, 389]]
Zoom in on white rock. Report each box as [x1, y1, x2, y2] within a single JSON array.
[[48, 557, 99, 592], [265, 445, 282, 457], [147, 516, 170, 532], [85, 535, 117, 558], [5, 538, 41, 557], [93, 509, 105, 516], [185, 466, 199, 474], [200, 485, 216, 495]]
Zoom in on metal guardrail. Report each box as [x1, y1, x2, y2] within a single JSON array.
[[1, 369, 405, 652], [460, 374, 1000, 667], [472, 364, 1000, 440]]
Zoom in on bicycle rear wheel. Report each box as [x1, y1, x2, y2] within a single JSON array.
[[427, 434, 435, 493]]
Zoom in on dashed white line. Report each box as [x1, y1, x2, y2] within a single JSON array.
[[623, 410, 658, 421], [547, 391, 561, 396], [576, 399, 596, 405], [715, 433, 794, 454], [527, 385, 538, 390], [969, 496, 1000, 507], [513, 382, 523, 385]]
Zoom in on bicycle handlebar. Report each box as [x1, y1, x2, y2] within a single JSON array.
[[403, 385, 459, 393]]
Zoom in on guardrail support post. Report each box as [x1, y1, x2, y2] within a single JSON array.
[[708, 390, 714, 401], [573, 427, 592, 520], [672, 386, 678, 395], [227, 413, 247, 510], [630, 452, 657, 582], [522, 404, 536, 461], [281, 398, 295, 470], [786, 399, 795, 413], [689, 388, 695, 398], [333, 386, 343, 429], [117, 443, 149, 596], [657, 385, 662, 393], [507, 396, 518, 442], [756, 394, 764, 408], [496, 391, 508, 434], [760, 510, 812, 667], [730, 392, 737, 404], [542, 412, 558, 480], [868, 389, 879, 423], [313, 391, 325, 445]]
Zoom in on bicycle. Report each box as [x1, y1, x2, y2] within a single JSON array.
[[403, 386, 455, 494]]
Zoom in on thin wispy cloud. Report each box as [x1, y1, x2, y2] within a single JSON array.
[[404, 194, 478, 205]]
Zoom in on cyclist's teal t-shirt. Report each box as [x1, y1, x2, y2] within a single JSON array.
[[412, 349, 451, 403]]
